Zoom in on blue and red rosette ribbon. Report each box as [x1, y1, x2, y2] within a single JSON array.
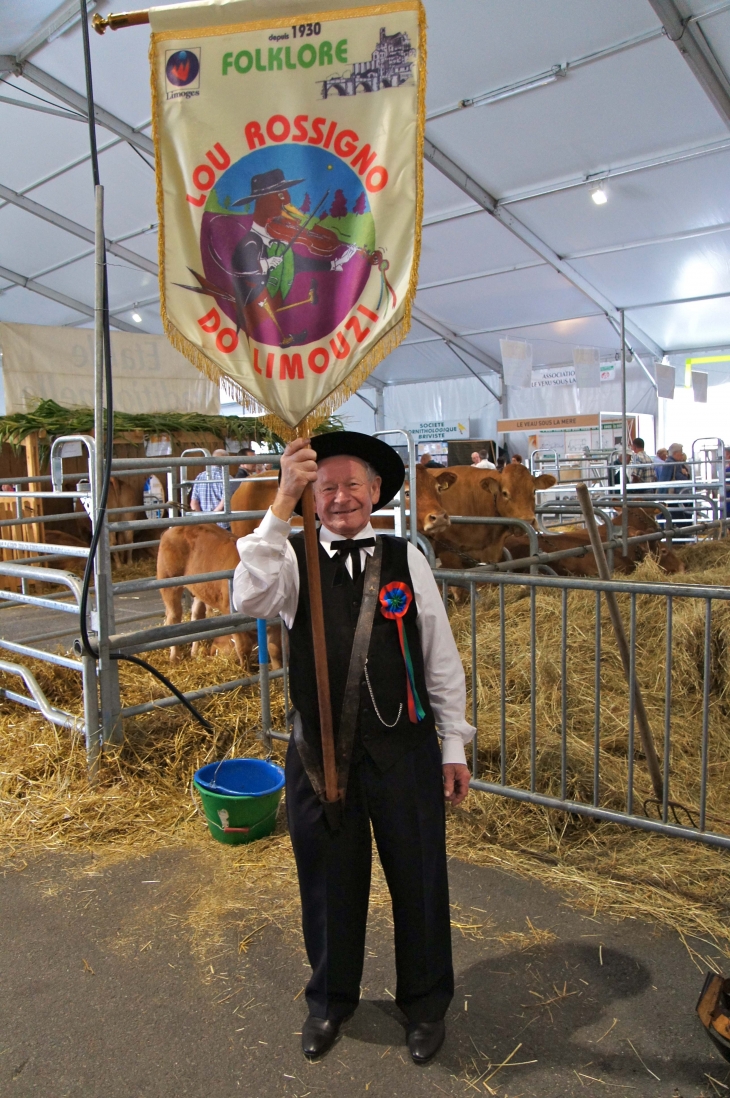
[[379, 581, 425, 723]]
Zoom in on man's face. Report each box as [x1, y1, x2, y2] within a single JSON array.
[[314, 455, 381, 537], [241, 452, 257, 473]]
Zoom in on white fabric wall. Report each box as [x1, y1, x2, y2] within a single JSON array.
[[504, 361, 658, 457], [0, 322, 220, 415], [382, 376, 500, 441], [659, 379, 730, 451]]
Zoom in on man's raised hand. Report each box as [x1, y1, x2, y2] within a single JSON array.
[[272, 438, 318, 521]]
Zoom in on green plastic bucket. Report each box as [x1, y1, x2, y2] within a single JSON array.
[[193, 759, 285, 846]]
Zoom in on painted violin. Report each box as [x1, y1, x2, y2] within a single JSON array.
[[266, 212, 342, 258]]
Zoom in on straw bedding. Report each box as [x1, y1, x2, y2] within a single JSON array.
[[448, 538, 730, 961], [1, 538, 730, 962]]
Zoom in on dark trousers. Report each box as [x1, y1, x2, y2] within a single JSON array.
[[285, 733, 454, 1024]]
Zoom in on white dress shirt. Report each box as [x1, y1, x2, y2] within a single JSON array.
[[233, 509, 475, 766]]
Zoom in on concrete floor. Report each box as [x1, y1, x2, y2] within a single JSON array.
[[0, 586, 165, 655], [1, 847, 727, 1098]]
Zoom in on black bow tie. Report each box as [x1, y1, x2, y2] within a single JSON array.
[[330, 537, 376, 583]]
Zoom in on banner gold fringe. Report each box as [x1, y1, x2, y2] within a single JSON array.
[[150, 0, 426, 443]]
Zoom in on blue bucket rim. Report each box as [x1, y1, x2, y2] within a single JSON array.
[[194, 758, 285, 798]]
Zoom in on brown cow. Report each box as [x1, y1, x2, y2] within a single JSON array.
[[157, 523, 255, 666], [230, 464, 452, 538], [426, 464, 557, 566], [504, 519, 685, 576], [75, 476, 141, 569]]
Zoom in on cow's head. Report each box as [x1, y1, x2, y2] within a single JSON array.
[[410, 465, 454, 534], [614, 506, 661, 534], [479, 464, 557, 524]]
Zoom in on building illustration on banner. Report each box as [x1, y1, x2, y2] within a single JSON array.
[[321, 28, 415, 98]]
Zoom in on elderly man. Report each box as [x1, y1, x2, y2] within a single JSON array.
[[233, 431, 474, 1065], [472, 448, 496, 469]]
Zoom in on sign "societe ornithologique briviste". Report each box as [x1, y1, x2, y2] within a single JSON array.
[[150, 0, 425, 436]]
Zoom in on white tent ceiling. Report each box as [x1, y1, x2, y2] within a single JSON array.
[[1, 0, 730, 404]]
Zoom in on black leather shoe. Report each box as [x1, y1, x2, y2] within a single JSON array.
[[406, 1020, 445, 1064], [301, 1014, 351, 1060]]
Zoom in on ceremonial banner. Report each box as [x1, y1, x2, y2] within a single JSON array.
[[150, 0, 425, 436]]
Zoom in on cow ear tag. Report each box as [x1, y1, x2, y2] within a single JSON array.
[[378, 582, 425, 723]]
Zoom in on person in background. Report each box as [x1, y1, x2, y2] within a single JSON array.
[[657, 443, 690, 484], [653, 447, 668, 473], [419, 451, 444, 469], [470, 451, 481, 466], [474, 448, 496, 469], [629, 437, 657, 485], [190, 449, 230, 529], [608, 451, 630, 488], [236, 446, 258, 478], [510, 454, 523, 465], [496, 458, 506, 472]]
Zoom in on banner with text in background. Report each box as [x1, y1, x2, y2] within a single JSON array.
[[150, 0, 425, 436]]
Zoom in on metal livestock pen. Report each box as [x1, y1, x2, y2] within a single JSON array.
[[0, 429, 728, 853]]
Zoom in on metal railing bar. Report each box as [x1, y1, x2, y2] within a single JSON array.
[[113, 569, 235, 594], [0, 538, 89, 556], [0, 510, 83, 528], [499, 584, 506, 786], [0, 491, 86, 499], [0, 637, 83, 670], [663, 597, 673, 824], [594, 590, 602, 808], [108, 509, 268, 532], [467, 778, 730, 850], [0, 589, 82, 614], [112, 625, 256, 656], [1, 688, 82, 731], [107, 612, 260, 650], [4, 612, 164, 648], [110, 539, 160, 552], [433, 568, 730, 601], [561, 587, 567, 801], [120, 667, 284, 717], [700, 598, 712, 832], [530, 586, 536, 793], [470, 581, 478, 776], [105, 502, 183, 515], [110, 455, 280, 470], [627, 593, 636, 815]]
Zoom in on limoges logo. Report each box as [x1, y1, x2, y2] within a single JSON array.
[[165, 49, 201, 100]]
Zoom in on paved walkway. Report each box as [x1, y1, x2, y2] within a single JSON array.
[[1, 847, 726, 1097]]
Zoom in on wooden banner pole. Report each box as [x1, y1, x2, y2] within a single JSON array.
[[301, 483, 339, 803]]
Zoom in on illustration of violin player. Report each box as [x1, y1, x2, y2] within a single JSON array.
[[179, 162, 396, 350], [228, 168, 358, 344]]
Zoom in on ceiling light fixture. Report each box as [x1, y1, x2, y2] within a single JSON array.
[[591, 184, 608, 205], [464, 71, 561, 109], [132, 311, 142, 323]]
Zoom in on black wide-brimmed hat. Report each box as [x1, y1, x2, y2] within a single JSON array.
[[291, 431, 405, 516], [232, 168, 305, 207]]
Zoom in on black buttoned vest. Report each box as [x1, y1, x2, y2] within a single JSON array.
[[288, 534, 437, 772]]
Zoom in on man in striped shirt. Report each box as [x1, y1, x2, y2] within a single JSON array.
[[630, 438, 657, 484]]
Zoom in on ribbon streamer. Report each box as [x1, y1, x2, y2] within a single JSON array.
[[379, 581, 425, 723]]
